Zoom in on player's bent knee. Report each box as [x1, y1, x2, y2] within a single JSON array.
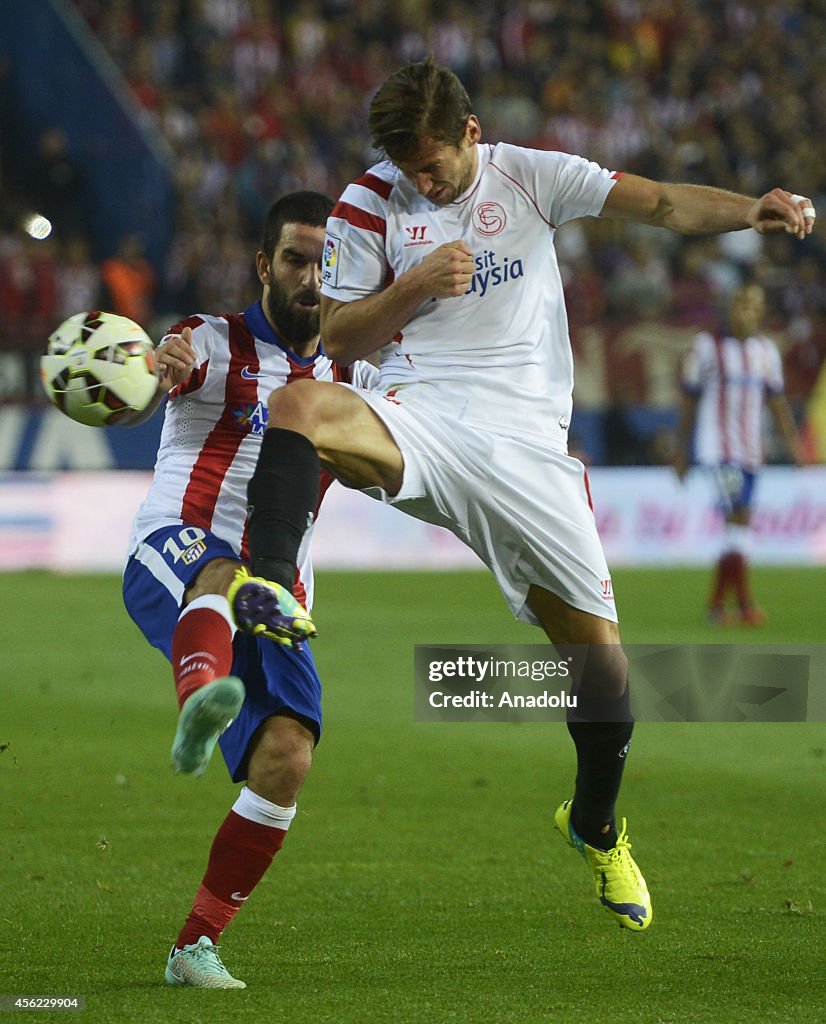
[[247, 715, 315, 805], [268, 379, 352, 439], [577, 644, 629, 706], [268, 379, 320, 437]]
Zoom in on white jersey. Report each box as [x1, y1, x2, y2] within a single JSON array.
[[321, 142, 619, 449], [682, 330, 784, 469], [128, 301, 378, 609]]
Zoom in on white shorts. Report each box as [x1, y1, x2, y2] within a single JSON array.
[[355, 386, 617, 625]]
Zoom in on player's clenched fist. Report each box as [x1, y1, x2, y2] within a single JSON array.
[[416, 240, 476, 298], [748, 188, 816, 240], [156, 325, 197, 389]]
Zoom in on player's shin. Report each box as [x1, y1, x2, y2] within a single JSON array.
[[172, 595, 236, 708], [175, 787, 296, 948], [247, 427, 321, 589], [566, 684, 633, 851]]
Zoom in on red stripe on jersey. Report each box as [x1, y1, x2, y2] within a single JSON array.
[[713, 336, 730, 462], [740, 342, 750, 463], [332, 363, 352, 384], [165, 314, 205, 337], [172, 358, 209, 398], [354, 172, 393, 200], [611, 171, 624, 180], [583, 469, 595, 512], [286, 356, 317, 382], [180, 318, 259, 530], [330, 201, 386, 237]]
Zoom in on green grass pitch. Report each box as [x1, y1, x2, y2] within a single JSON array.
[[3, 567, 825, 1023]]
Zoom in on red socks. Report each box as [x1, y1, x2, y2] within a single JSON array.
[[171, 595, 236, 709], [710, 551, 738, 608], [711, 551, 752, 611], [175, 788, 297, 949]]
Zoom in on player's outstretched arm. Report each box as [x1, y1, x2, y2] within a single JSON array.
[[673, 393, 698, 481], [602, 174, 816, 239], [767, 393, 808, 466], [321, 241, 475, 364]]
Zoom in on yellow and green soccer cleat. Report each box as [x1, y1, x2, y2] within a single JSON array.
[[227, 566, 317, 649], [554, 798, 652, 931]]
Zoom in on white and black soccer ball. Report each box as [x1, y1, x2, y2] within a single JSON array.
[[41, 311, 159, 427]]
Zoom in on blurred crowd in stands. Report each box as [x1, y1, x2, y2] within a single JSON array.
[[1, 0, 825, 461]]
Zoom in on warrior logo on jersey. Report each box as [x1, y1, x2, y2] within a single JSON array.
[[404, 224, 430, 246], [322, 234, 340, 286], [464, 249, 524, 299], [233, 401, 268, 435], [472, 202, 506, 236]]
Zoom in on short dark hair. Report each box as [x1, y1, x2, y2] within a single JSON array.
[[368, 56, 472, 163], [261, 191, 334, 260]]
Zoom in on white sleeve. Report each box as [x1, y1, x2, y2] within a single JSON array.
[[350, 359, 380, 391], [682, 333, 711, 395], [497, 144, 619, 227], [321, 170, 395, 303], [764, 338, 784, 395]]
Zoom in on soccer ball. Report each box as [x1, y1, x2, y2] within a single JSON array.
[[41, 311, 159, 427]]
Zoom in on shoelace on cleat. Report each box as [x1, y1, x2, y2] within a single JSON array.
[[598, 819, 643, 885], [181, 942, 231, 975]]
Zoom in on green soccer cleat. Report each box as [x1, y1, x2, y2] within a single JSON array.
[[554, 798, 652, 931], [165, 935, 246, 989], [226, 566, 317, 649], [171, 676, 245, 776]]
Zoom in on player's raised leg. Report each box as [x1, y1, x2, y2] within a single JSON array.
[[169, 558, 246, 775], [527, 585, 651, 931]]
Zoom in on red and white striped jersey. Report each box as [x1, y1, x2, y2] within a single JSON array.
[[682, 330, 784, 469], [128, 301, 378, 609], [321, 143, 619, 451]]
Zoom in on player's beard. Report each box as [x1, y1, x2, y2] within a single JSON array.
[[265, 279, 320, 349], [455, 163, 475, 198]]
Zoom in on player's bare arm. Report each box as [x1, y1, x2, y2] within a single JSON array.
[[603, 174, 816, 239], [673, 393, 699, 481], [321, 241, 475, 364], [767, 393, 808, 466]]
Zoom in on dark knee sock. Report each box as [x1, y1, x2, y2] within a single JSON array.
[[567, 686, 633, 850], [247, 428, 320, 589]]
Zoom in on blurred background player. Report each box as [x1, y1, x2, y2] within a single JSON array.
[[122, 191, 376, 989], [674, 283, 806, 626]]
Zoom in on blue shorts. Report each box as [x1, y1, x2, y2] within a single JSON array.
[[709, 464, 757, 515], [122, 525, 322, 783]]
